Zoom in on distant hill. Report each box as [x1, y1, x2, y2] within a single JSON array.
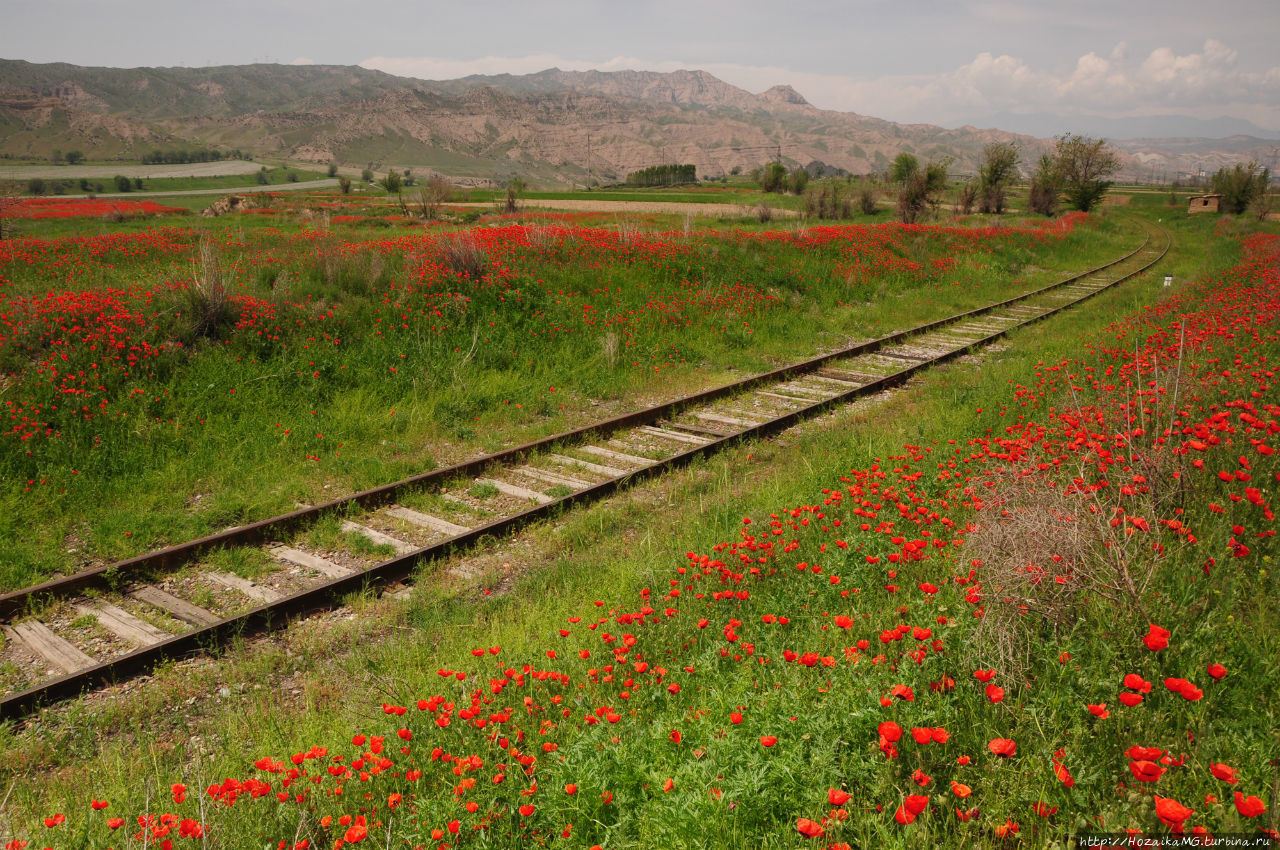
[[0, 59, 1271, 186]]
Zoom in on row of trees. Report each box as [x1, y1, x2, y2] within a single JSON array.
[[888, 135, 1122, 221], [141, 148, 247, 165], [625, 163, 696, 187]]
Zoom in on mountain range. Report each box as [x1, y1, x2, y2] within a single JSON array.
[[1, 59, 1274, 186]]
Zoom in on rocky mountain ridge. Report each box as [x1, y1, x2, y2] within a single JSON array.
[[0, 59, 1271, 186]]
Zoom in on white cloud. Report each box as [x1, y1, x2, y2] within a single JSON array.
[[361, 40, 1280, 132]]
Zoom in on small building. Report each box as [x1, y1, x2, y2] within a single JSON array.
[[1188, 194, 1221, 214]]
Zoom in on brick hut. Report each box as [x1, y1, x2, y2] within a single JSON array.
[[1188, 194, 1222, 214]]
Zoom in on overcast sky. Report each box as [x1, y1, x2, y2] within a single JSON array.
[[5, 0, 1279, 136]]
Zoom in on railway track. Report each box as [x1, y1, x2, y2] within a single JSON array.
[[0, 217, 1170, 720]]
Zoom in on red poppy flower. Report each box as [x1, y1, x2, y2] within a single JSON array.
[[90, 800, 109, 810], [796, 818, 825, 838], [1126, 746, 1163, 761], [1142, 624, 1170, 651], [931, 727, 951, 743], [1123, 673, 1152, 693], [729, 712, 743, 724], [905, 794, 929, 815], [1210, 763, 1239, 784], [890, 684, 914, 701], [911, 727, 933, 745], [1053, 760, 1075, 788], [1154, 795, 1194, 827], [519, 804, 535, 817], [986, 684, 1005, 703], [878, 721, 903, 742], [829, 788, 851, 806], [669, 730, 682, 745], [988, 738, 1016, 757], [1207, 663, 1228, 680], [1031, 801, 1057, 817], [760, 735, 778, 747], [1234, 791, 1267, 818], [1118, 692, 1144, 707], [1129, 760, 1166, 783], [1087, 703, 1109, 718], [973, 669, 996, 682], [951, 781, 971, 798]]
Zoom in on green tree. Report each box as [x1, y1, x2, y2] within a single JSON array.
[[897, 158, 949, 223], [1053, 134, 1120, 212], [114, 175, 133, 192], [65, 150, 85, 165], [327, 162, 338, 178], [361, 168, 375, 183], [788, 167, 809, 195], [760, 161, 787, 193], [379, 170, 402, 193], [338, 176, 352, 194], [978, 142, 1019, 213], [502, 175, 526, 213], [1209, 161, 1271, 214], [27, 178, 46, 195], [890, 152, 919, 185], [1028, 154, 1061, 215], [256, 168, 270, 185]]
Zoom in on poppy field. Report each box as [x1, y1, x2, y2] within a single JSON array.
[[0, 200, 1276, 847], [0, 203, 1119, 590]]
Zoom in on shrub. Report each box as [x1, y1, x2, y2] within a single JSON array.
[[1210, 161, 1270, 214], [858, 186, 879, 216], [441, 234, 489, 281], [177, 238, 236, 343]]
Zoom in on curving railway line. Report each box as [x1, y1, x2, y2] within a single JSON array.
[[0, 217, 1170, 720]]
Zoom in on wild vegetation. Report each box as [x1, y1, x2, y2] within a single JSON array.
[[0, 184, 1276, 847]]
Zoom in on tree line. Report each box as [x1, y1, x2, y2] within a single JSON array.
[[140, 148, 247, 165], [625, 163, 697, 187]]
